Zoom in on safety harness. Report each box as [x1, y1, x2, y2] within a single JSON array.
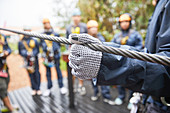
[[22, 39, 35, 74], [0, 34, 8, 78], [43, 34, 55, 67]]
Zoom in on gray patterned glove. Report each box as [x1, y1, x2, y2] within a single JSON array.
[[68, 34, 102, 80]]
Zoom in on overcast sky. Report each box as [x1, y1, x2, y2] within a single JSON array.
[[0, 0, 77, 27]]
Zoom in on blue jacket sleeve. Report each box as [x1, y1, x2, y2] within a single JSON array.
[[134, 32, 143, 50], [18, 41, 27, 57], [98, 33, 105, 42], [4, 37, 11, 54], [33, 39, 39, 56], [66, 25, 71, 39], [53, 32, 61, 59], [97, 43, 170, 97], [54, 33, 61, 47], [111, 33, 120, 43], [97, 0, 170, 97], [53, 42, 61, 60], [40, 39, 47, 52], [84, 26, 88, 34]]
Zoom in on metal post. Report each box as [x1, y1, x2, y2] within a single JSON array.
[[62, 51, 75, 108], [67, 62, 75, 108]]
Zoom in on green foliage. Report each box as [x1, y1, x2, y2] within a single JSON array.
[[52, 0, 78, 28], [60, 57, 67, 71], [8, 42, 18, 53], [60, 44, 66, 52], [77, 0, 155, 41]]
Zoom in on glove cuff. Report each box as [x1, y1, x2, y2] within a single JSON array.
[[90, 51, 102, 79]]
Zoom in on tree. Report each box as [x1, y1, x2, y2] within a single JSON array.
[[52, 0, 78, 28], [78, 0, 155, 41]]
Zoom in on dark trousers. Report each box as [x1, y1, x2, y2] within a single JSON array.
[[0, 76, 9, 99], [92, 81, 111, 99], [117, 85, 133, 101], [29, 59, 40, 90], [146, 103, 170, 113], [46, 59, 63, 89]]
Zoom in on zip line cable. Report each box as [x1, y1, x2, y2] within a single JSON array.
[[0, 28, 170, 67]]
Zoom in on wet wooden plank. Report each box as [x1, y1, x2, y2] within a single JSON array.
[[8, 79, 129, 113]]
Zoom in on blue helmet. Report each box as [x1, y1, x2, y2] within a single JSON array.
[[72, 8, 81, 16]]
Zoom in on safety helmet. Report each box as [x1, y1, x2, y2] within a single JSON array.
[[119, 13, 132, 29], [72, 8, 81, 16], [87, 20, 98, 29], [119, 13, 132, 22], [43, 18, 50, 24]]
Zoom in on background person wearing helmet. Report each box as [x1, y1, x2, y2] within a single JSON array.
[[111, 13, 143, 109], [18, 27, 41, 96], [66, 8, 87, 96], [0, 33, 19, 113], [66, 8, 87, 39], [41, 18, 67, 96], [87, 20, 114, 105]]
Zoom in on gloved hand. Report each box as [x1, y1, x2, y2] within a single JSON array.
[[68, 34, 102, 80]]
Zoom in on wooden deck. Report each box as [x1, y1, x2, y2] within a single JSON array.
[[7, 79, 130, 113]]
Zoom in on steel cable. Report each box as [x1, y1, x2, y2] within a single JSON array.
[[0, 28, 170, 66]]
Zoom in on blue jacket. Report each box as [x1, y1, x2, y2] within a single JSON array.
[[97, 0, 170, 97], [18, 37, 39, 58], [97, 33, 105, 42], [0, 34, 11, 69], [111, 30, 143, 50], [66, 23, 87, 39], [0, 34, 11, 54], [40, 30, 61, 60]]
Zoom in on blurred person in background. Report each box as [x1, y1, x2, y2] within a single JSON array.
[[111, 13, 143, 109], [41, 18, 67, 96], [66, 8, 87, 95], [18, 26, 41, 96], [87, 20, 115, 105], [0, 33, 19, 113]]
